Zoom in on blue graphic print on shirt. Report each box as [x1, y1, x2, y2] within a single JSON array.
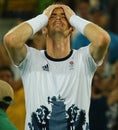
[[28, 96, 89, 130]]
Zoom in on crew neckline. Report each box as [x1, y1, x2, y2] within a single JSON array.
[[44, 50, 73, 62]]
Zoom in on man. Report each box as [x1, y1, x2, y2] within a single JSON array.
[[3, 4, 110, 130], [0, 80, 18, 130]]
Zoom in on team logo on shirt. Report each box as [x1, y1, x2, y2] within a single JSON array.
[[69, 61, 74, 70], [42, 64, 49, 71]]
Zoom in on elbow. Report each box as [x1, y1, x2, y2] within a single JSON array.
[[3, 33, 17, 48], [101, 32, 111, 47], [104, 32, 111, 45]]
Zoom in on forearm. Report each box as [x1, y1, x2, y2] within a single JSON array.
[[69, 14, 110, 45], [3, 14, 48, 65], [69, 15, 91, 34], [4, 14, 48, 48], [84, 23, 110, 47], [69, 14, 110, 62], [4, 22, 33, 48], [26, 14, 48, 35], [84, 22, 110, 62]]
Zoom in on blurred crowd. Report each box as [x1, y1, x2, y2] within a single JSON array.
[[0, 0, 118, 130]]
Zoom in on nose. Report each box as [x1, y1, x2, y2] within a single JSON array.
[[56, 15, 61, 20]]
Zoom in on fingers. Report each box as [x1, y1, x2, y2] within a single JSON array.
[[43, 5, 54, 18], [43, 4, 60, 18], [60, 5, 75, 20], [43, 4, 75, 20]]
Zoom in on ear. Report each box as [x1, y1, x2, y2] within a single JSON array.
[[42, 27, 48, 35]]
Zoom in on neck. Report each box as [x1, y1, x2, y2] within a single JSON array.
[[46, 35, 71, 59]]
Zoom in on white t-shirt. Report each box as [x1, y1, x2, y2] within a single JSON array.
[[18, 45, 100, 130]]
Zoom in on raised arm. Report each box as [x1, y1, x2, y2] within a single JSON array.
[[3, 5, 58, 65], [84, 23, 110, 63], [62, 5, 110, 63], [3, 22, 33, 65]]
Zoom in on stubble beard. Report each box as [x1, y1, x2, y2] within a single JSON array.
[[49, 29, 65, 39]]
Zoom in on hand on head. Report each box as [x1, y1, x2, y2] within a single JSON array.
[[43, 4, 75, 21], [59, 5, 75, 20], [43, 4, 75, 37], [43, 4, 60, 18]]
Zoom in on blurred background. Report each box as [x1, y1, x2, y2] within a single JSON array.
[[0, 1, 118, 130]]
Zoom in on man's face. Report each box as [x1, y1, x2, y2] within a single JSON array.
[[47, 7, 70, 36]]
